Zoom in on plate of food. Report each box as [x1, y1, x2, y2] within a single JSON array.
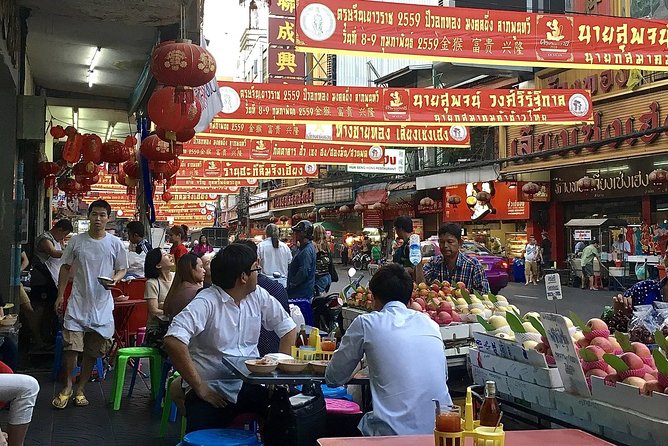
[[245, 358, 278, 374]]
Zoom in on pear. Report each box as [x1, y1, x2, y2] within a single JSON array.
[[488, 315, 509, 329], [523, 312, 541, 321], [522, 321, 539, 334]]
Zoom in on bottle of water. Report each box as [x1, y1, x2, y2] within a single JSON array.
[[409, 234, 421, 266]]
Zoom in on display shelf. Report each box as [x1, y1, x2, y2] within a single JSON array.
[[506, 232, 528, 259]]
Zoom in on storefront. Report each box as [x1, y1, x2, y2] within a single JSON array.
[[249, 191, 270, 238], [503, 68, 668, 264], [442, 181, 536, 257], [269, 186, 316, 240]]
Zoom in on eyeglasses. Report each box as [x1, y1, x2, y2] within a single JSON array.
[[247, 267, 262, 274]]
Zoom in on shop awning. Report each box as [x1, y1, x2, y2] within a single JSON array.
[[564, 218, 628, 227], [388, 189, 415, 205], [416, 166, 497, 191], [314, 221, 345, 233], [355, 184, 388, 206]]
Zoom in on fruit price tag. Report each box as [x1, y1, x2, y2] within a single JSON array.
[[541, 312, 591, 397], [544, 273, 563, 301]]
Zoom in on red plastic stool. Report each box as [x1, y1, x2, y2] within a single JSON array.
[[593, 275, 603, 289], [325, 398, 362, 415], [136, 327, 146, 346]]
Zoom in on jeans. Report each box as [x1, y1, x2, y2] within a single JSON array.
[[184, 383, 269, 433], [315, 274, 332, 295]]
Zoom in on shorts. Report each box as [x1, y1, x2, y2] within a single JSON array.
[[582, 264, 594, 278], [525, 260, 538, 276], [62, 329, 111, 357]]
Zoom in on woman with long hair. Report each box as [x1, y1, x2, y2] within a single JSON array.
[[313, 225, 334, 295], [191, 234, 213, 256], [169, 224, 189, 264], [257, 223, 292, 279], [163, 253, 205, 318], [143, 249, 174, 351]]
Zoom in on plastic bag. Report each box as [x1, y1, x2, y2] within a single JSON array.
[[290, 304, 306, 328], [629, 308, 662, 344]]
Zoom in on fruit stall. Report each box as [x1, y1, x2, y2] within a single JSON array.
[[342, 281, 519, 368], [469, 307, 668, 446]]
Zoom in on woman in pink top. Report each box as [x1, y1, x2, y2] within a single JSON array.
[[191, 234, 214, 256], [163, 254, 205, 318]]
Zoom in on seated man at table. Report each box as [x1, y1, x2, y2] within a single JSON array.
[[164, 243, 297, 433], [326, 263, 452, 436]]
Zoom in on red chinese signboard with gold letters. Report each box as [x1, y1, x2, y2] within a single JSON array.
[[217, 81, 593, 126], [184, 134, 384, 165], [204, 120, 470, 148], [295, 0, 668, 71], [268, 46, 306, 78], [270, 16, 297, 46], [270, 0, 296, 17], [177, 157, 319, 179]]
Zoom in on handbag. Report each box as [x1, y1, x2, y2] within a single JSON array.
[[328, 252, 339, 282], [264, 383, 326, 446]]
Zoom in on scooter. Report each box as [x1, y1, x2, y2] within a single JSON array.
[[351, 252, 371, 271], [339, 267, 365, 303]]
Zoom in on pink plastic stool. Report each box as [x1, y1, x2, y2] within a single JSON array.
[[136, 327, 146, 346], [325, 398, 362, 415]]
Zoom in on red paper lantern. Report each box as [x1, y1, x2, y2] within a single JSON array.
[[124, 135, 138, 147], [122, 160, 139, 180], [165, 176, 177, 188], [101, 140, 131, 174], [117, 169, 138, 188], [150, 39, 216, 88], [318, 207, 328, 216], [64, 126, 77, 138], [75, 174, 100, 191], [521, 182, 541, 198], [81, 134, 103, 163], [339, 205, 351, 213], [353, 203, 364, 212], [162, 191, 173, 202], [62, 133, 83, 164], [649, 169, 668, 186], [57, 177, 82, 198], [307, 212, 316, 221], [50, 125, 66, 139], [156, 126, 195, 143], [147, 86, 202, 133], [140, 134, 177, 161], [576, 176, 597, 191], [150, 158, 181, 181], [38, 161, 62, 190]]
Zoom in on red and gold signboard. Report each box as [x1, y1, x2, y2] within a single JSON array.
[[205, 120, 470, 148], [269, 76, 305, 85], [217, 81, 593, 126], [270, 16, 297, 46], [268, 46, 306, 78], [178, 157, 319, 179], [270, 0, 296, 17], [184, 135, 384, 165], [270, 188, 315, 211], [362, 210, 383, 228], [172, 177, 254, 194], [443, 182, 529, 222], [296, 0, 668, 71]]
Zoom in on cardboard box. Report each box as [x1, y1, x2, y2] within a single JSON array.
[[472, 331, 548, 368], [468, 322, 485, 337], [471, 365, 557, 407], [440, 323, 470, 340], [590, 375, 668, 421], [469, 348, 563, 388]]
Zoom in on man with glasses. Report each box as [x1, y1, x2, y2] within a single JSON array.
[[164, 243, 297, 433]]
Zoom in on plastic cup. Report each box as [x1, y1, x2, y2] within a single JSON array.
[[435, 405, 462, 446]]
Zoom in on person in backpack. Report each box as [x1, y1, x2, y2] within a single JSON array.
[[286, 220, 316, 302], [313, 225, 337, 295]]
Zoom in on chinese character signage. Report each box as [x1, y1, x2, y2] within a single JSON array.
[[184, 134, 384, 165], [205, 120, 470, 148], [217, 81, 593, 126], [178, 158, 319, 179], [443, 182, 529, 222], [270, 188, 315, 210], [296, 0, 668, 71], [268, 46, 306, 78], [270, 0, 296, 17], [270, 16, 297, 46]]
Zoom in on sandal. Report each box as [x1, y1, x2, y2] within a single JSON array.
[[52, 390, 73, 409], [73, 393, 89, 407]]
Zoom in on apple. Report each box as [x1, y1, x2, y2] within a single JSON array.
[[645, 380, 665, 396], [456, 281, 466, 289], [622, 376, 647, 394], [427, 310, 437, 318], [576, 337, 590, 348], [451, 312, 462, 323], [409, 302, 422, 311], [585, 318, 610, 340], [441, 280, 451, 287], [585, 368, 609, 378], [415, 297, 426, 310], [419, 289, 429, 297], [438, 312, 453, 325], [488, 315, 509, 329], [584, 345, 606, 360], [632, 342, 652, 359], [620, 352, 644, 370], [430, 283, 441, 292], [418, 282, 428, 290], [589, 337, 614, 354], [439, 301, 453, 313]]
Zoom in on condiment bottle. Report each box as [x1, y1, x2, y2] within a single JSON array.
[[478, 381, 501, 427], [296, 324, 308, 348]]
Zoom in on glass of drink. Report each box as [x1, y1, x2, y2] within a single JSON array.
[[435, 405, 462, 446], [321, 337, 336, 352]]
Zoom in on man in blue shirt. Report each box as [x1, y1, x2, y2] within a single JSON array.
[[287, 220, 316, 301], [326, 263, 451, 435]]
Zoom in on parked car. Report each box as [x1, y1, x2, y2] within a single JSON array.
[[420, 238, 509, 294]]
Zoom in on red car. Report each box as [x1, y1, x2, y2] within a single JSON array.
[[421, 239, 509, 294]]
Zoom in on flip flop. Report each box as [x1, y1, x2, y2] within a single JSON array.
[[73, 393, 89, 407], [52, 390, 73, 409]]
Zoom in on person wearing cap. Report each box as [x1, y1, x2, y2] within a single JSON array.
[[581, 239, 600, 291], [286, 220, 316, 301]]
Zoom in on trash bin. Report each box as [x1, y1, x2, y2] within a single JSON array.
[[512, 258, 526, 283]]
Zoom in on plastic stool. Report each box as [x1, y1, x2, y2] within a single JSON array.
[[110, 347, 162, 410], [593, 275, 603, 289], [321, 385, 350, 400], [52, 331, 105, 381], [288, 298, 313, 326], [160, 372, 186, 438], [325, 398, 362, 414], [178, 429, 258, 446]]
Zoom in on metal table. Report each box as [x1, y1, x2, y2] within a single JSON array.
[[221, 355, 369, 386]]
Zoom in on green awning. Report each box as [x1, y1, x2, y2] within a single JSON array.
[[314, 221, 345, 233]]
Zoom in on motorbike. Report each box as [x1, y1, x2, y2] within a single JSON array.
[[351, 252, 371, 271], [313, 268, 363, 335]]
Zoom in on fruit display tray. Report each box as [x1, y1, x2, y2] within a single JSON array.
[[471, 365, 558, 407], [589, 375, 668, 420], [469, 348, 563, 388], [472, 332, 549, 368]]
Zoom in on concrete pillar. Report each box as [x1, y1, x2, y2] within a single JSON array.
[[0, 86, 18, 304]]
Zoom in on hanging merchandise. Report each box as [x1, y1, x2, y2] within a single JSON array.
[[100, 140, 131, 175], [81, 134, 103, 163], [57, 177, 82, 199], [72, 160, 100, 178], [156, 126, 194, 144], [147, 86, 202, 134], [149, 157, 181, 182], [50, 125, 66, 139], [521, 182, 541, 199], [140, 134, 179, 161], [62, 132, 83, 164], [150, 39, 216, 92], [37, 161, 62, 191]]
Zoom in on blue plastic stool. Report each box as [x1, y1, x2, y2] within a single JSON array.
[[296, 384, 353, 401], [178, 429, 258, 446], [288, 298, 314, 326], [52, 331, 105, 381]]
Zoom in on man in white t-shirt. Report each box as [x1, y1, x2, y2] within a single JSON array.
[[612, 233, 631, 261], [257, 223, 292, 282], [164, 243, 297, 433], [523, 235, 540, 285], [52, 200, 128, 409]]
